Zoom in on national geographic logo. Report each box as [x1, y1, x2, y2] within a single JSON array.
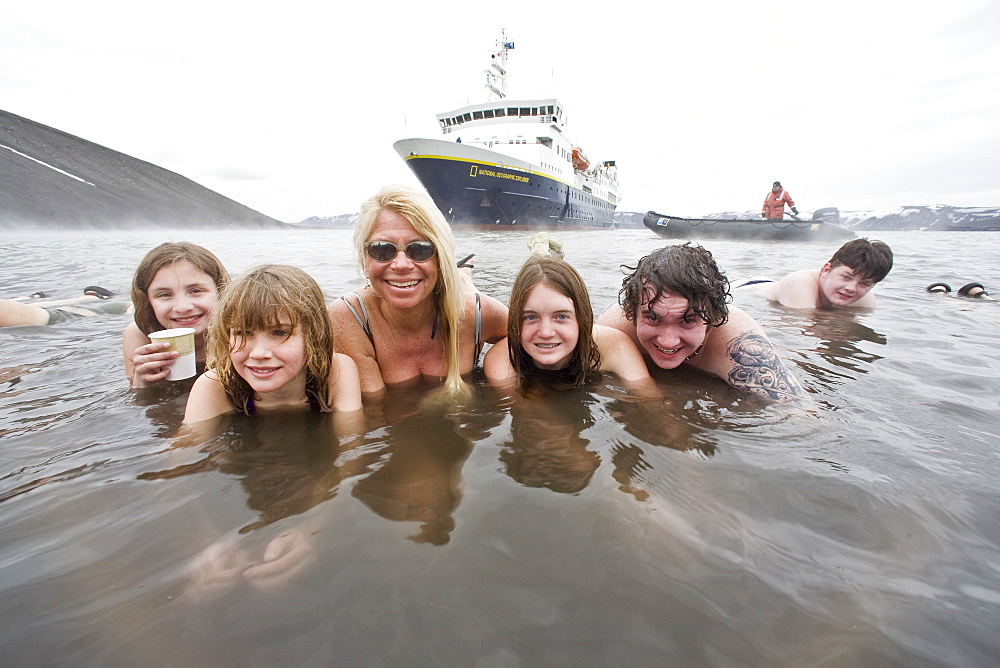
[[469, 165, 530, 183]]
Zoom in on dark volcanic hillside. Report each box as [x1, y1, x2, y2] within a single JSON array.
[[0, 109, 286, 228]]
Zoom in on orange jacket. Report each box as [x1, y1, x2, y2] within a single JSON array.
[[762, 188, 795, 219]]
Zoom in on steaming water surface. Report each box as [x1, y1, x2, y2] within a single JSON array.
[[2, 228, 999, 665]]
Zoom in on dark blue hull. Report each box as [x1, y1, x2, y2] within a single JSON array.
[[404, 156, 616, 230]]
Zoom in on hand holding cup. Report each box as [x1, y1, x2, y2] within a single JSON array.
[[147, 328, 197, 381], [131, 341, 176, 386]]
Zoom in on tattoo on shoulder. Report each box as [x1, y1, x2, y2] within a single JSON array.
[[725, 332, 805, 401]]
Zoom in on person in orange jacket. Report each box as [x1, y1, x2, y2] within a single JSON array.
[[762, 181, 798, 219]]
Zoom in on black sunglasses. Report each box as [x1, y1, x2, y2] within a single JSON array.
[[365, 240, 437, 263]]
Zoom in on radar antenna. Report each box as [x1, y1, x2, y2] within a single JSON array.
[[485, 30, 513, 101]]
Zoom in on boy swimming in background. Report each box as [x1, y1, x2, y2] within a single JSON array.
[[742, 238, 893, 309]]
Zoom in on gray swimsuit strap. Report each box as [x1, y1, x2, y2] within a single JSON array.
[[473, 292, 482, 364], [340, 293, 374, 348], [340, 291, 483, 366]]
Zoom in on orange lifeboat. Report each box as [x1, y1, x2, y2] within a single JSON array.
[[571, 146, 590, 171]]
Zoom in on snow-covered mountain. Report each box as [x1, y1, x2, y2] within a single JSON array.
[[836, 205, 1000, 231], [291, 213, 358, 228]]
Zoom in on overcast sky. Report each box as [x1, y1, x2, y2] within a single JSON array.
[[3, 0, 999, 222]]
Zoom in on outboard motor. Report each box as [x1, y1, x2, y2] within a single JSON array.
[[811, 207, 840, 224]]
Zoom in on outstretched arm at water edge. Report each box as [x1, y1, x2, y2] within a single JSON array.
[[330, 353, 365, 436]]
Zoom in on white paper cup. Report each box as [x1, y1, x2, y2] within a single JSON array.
[[149, 327, 197, 381]]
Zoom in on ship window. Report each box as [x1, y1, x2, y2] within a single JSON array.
[[519, 107, 529, 116], [484, 109, 494, 119], [530, 107, 537, 115], [495, 108, 505, 117], [462, 113, 472, 122], [508, 107, 518, 116], [473, 111, 484, 120]]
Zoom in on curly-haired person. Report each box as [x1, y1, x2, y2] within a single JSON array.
[[597, 243, 805, 402]]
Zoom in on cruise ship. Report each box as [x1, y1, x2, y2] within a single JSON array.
[[393, 33, 620, 229]]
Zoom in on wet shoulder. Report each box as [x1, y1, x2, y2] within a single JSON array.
[[767, 269, 821, 307]]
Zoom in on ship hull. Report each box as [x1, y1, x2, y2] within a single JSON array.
[[394, 139, 616, 230]]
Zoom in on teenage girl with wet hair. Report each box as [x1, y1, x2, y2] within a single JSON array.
[[484, 255, 653, 395], [183, 264, 362, 422]]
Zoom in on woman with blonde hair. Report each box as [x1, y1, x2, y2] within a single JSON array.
[[330, 185, 507, 396]]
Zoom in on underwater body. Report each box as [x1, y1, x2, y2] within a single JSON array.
[[2, 227, 999, 664]]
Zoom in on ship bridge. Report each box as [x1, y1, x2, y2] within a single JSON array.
[[436, 98, 564, 135], [435, 98, 577, 177]]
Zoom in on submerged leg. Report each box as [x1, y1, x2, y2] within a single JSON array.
[[0, 299, 51, 327]]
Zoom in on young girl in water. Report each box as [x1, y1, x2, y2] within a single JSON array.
[[484, 255, 654, 395], [124, 242, 230, 388], [183, 264, 363, 423]]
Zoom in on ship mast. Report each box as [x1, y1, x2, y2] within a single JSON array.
[[485, 30, 513, 101]]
